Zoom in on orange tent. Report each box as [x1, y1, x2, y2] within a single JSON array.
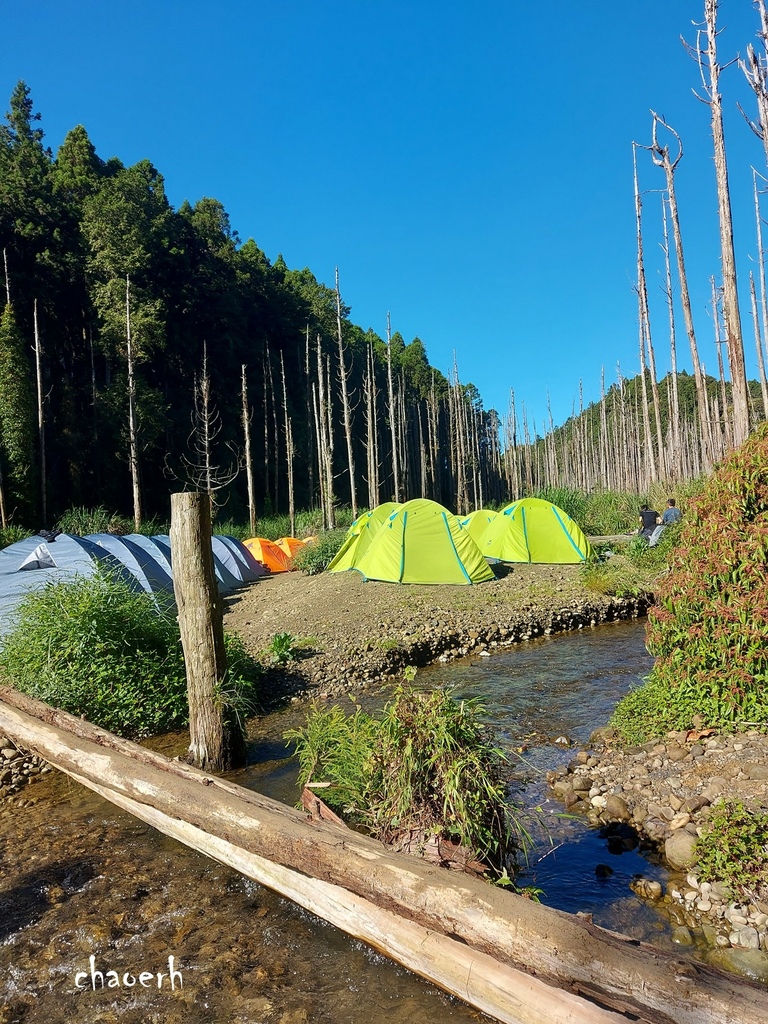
[[275, 536, 306, 561], [243, 538, 292, 573]]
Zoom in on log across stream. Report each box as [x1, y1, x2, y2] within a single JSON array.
[[1, 684, 766, 1024]]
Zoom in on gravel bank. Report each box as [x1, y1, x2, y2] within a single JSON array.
[[549, 726, 768, 980]]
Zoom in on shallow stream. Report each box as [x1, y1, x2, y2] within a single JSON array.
[[1, 619, 679, 1024]]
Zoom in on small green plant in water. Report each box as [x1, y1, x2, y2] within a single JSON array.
[[268, 632, 298, 665], [285, 680, 523, 878]]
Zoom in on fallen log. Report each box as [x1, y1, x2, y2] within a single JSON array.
[[1, 688, 766, 1024]]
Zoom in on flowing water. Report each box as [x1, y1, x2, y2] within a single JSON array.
[[1, 620, 678, 1024]]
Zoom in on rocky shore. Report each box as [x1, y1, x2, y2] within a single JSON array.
[[548, 725, 768, 980], [0, 735, 51, 806]]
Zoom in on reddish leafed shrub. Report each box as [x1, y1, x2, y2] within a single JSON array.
[[613, 423, 768, 740]]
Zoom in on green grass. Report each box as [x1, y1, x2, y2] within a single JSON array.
[[55, 506, 166, 537], [0, 524, 33, 548], [293, 529, 347, 575], [0, 568, 260, 738]]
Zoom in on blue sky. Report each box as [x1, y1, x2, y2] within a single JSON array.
[[3, 1, 768, 430]]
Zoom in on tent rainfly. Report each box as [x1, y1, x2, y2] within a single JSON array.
[[327, 502, 401, 573], [479, 497, 592, 564], [458, 508, 499, 546], [331, 498, 494, 585], [0, 533, 264, 636], [243, 538, 293, 573]]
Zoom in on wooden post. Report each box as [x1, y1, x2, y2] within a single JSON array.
[[169, 491, 245, 771]]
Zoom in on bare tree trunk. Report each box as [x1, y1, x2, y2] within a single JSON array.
[[316, 335, 334, 529], [266, 347, 280, 512], [660, 197, 682, 474], [0, 457, 7, 530], [739, 0, 768, 166], [386, 313, 400, 501], [311, 383, 327, 528], [710, 278, 732, 453], [2, 248, 9, 306], [753, 171, 768, 420], [632, 145, 659, 482], [262, 352, 270, 512], [749, 272, 768, 421], [241, 364, 257, 535], [125, 276, 142, 531], [698, 1, 750, 444], [304, 325, 315, 506], [280, 352, 296, 537], [33, 298, 46, 523], [170, 491, 245, 772], [364, 339, 380, 506], [650, 113, 713, 469], [335, 268, 358, 517]]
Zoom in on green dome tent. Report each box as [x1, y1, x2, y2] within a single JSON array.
[[331, 498, 494, 585], [479, 497, 592, 564], [327, 502, 401, 573], [459, 508, 499, 545]]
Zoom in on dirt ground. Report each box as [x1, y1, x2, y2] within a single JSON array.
[[223, 563, 649, 702]]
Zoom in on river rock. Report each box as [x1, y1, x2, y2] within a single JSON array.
[[664, 830, 698, 870], [603, 794, 630, 821], [708, 947, 768, 983]]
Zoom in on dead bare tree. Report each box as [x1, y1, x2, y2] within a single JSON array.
[[688, 1, 750, 445], [650, 112, 713, 467], [754, 170, 768, 419], [334, 268, 358, 518], [280, 351, 296, 537], [632, 144, 661, 481], [33, 298, 46, 523], [169, 343, 240, 512], [241, 364, 257, 535], [385, 312, 400, 502], [749, 270, 768, 419], [363, 338, 380, 507], [315, 334, 334, 528], [125, 275, 142, 531], [660, 196, 682, 473], [739, 0, 768, 165]]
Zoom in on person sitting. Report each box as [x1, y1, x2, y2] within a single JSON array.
[[648, 498, 682, 547], [638, 503, 660, 540]]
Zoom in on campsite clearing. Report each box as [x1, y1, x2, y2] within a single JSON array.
[[223, 559, 648, 700]]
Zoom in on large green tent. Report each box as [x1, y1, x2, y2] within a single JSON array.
[[479, 497, 592, 564], [327, 502, 401, 573], [331, 498, 494, 584], [459, 508, 499, 545]]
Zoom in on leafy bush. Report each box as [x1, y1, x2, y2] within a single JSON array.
[[293, 529, 347, 575], [533, 487, 588, 528], [285, 684, 517, 873], [55, 506, 165, 537], [612, 424, 768, 741], [0, 569, 259, 738], [694, 799, 768, 901], [0, 524, 33, 548], [266, 631, 298, 664]]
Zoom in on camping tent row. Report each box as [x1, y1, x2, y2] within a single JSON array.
[[328, 498, 592, 585], [0, 533, 270, 637]]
